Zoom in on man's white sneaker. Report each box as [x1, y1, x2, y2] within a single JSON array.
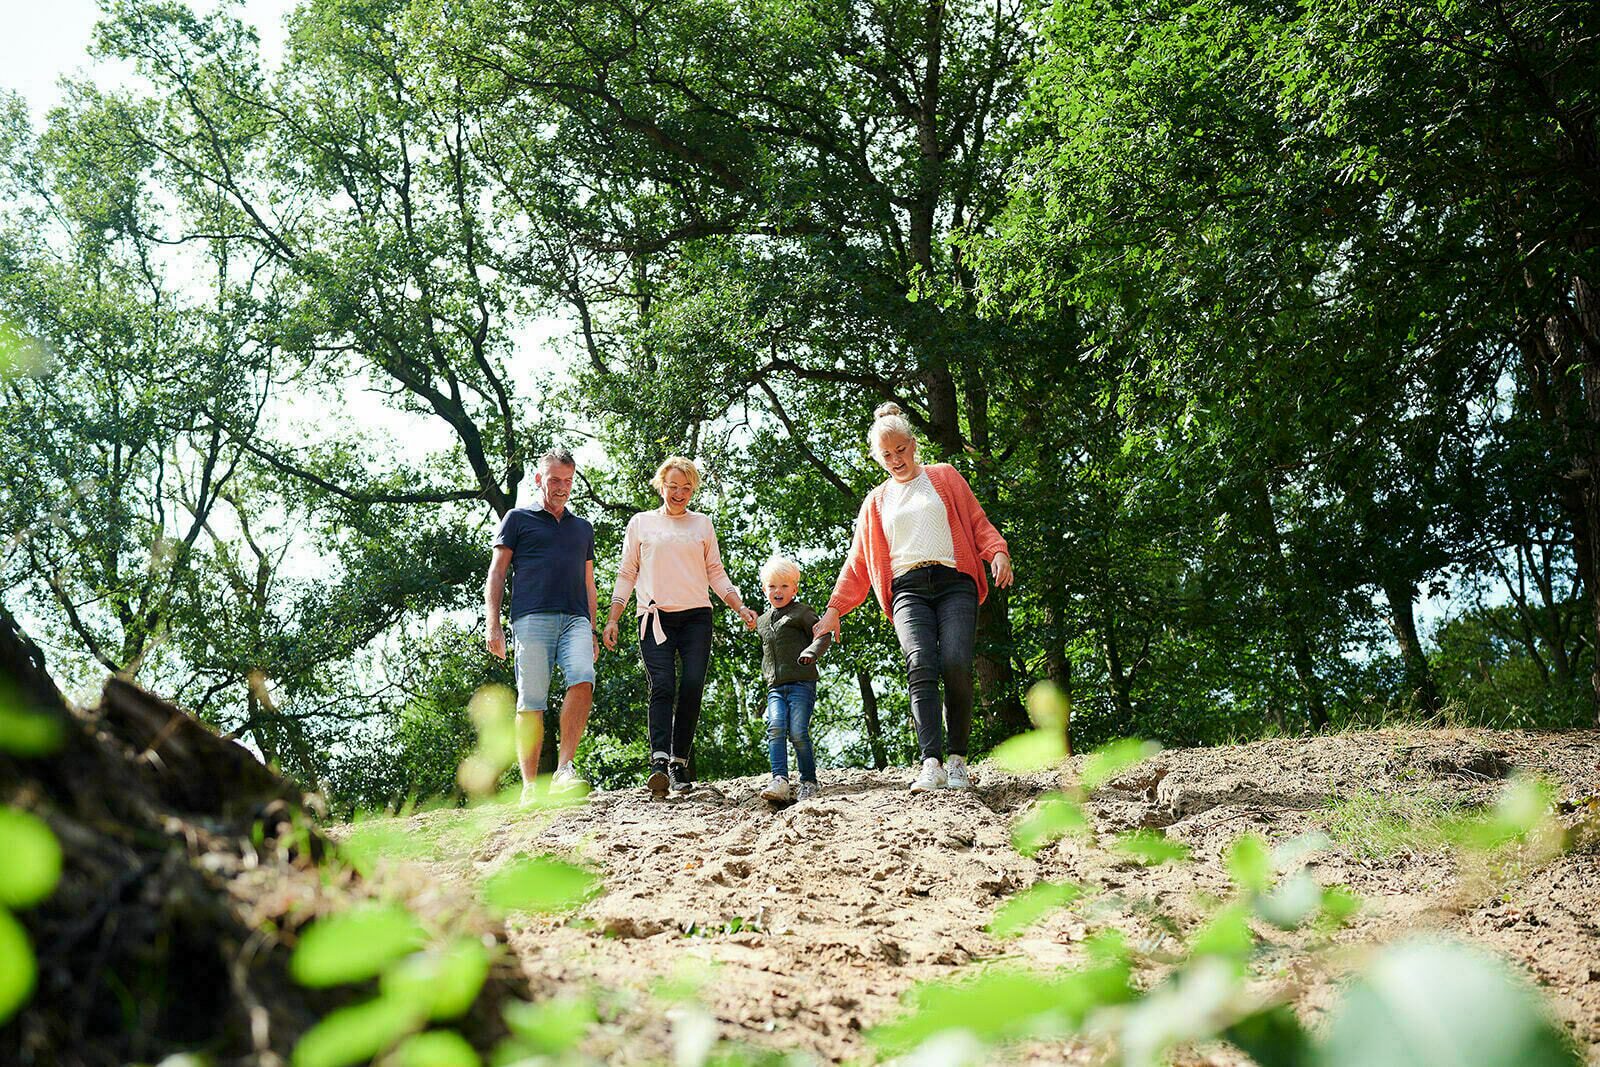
[[761, 775, 792, 803], [910, 759, 946, 793], [946, 757, 973, 791], [796, 780, 819, 801], [551, 762, 589, 795]]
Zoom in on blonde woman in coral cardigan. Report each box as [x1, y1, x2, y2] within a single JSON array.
[[814, 403, 1013, 793]]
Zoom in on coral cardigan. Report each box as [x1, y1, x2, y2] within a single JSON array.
[[827, 463, 1010, 620]]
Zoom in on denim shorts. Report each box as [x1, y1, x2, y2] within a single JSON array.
[[511, 612, 595, 712]]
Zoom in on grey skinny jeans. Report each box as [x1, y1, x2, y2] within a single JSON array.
[[890, 564, 978, 761]]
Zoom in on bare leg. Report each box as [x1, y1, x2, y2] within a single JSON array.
[[516, 709, 544, 785], [559, 683, 592, 766]]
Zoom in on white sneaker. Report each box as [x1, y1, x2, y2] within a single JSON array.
[[518, 781, 538, 808], [910, 758, 946, 793], [796, 781, 819, 801], [946, 756, 973, 791], [551, 762, 589, 795], [761, 775, 792, 802]]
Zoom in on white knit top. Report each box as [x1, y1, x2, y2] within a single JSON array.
[[880, 469, 957, 577]]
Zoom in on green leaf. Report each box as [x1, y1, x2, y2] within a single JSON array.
[[382, 939, 491, 1021], [988, 881, 1085, 938], [1024, 681, 1071, 732], [1121, 957, 1241, 1065], [1012, 793, 1088, 856], [391, 1029, 480, 1067], [0, 808, 61, 909], [1453, 778, 1557, 851], [290, 905, 428, 988], [1113, 829, 1190, 866], [0, 683, 63, 756], [502, 996, 598, 1055], [1316, 938, 1578, 1067], [1257, 870, 1323, 931], [0, 908, 37, 1025], [1225, 1005, 1313, 1067], [869, 963, 1133, 1053], [1081, 739, 1161, 790], [989, 729, 1068, 773], [1226, 833, 1271, 893], [291, 994, 425, 1067], [1189, 903, 1255, 964], [482, 856, 596, 914], [1317, 884, 1362, 928]]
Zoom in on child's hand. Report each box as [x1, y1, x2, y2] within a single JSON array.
[[738, 605, 759, 630]]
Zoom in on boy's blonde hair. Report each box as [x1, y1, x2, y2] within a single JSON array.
[[650, 455, 701, 495], [760, 556, 802, 587]]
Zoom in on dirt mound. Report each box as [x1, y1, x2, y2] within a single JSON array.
[[394, 728, 1600, 1064]]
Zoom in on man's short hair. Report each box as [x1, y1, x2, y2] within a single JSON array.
[[538, 447, 577, 471]]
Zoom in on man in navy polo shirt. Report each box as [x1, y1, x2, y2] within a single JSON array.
[[485, 447, 599, 803]]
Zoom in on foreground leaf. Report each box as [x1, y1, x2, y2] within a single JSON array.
[[392, 1029, 479, 1067], [502, 996, 598, 1055], [290, 905, 427, 988], [1317, 938, 1578, 1067], [291, 994, 425, 1067], [1012, 793, 1088, 856], [1081, 739, 1161, 791], [869, 963, 1133, 1053], [989, 729, 1068, 773], [1113, 830, 1191, 866], [0, 808, 61, 909], [482, 856, 596, 913], [382, 939, 491, 1020], [0, 909, 37, 1025], [988, 881, 1085, 938]]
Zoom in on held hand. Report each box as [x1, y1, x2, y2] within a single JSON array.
[[593, 629, 601, 663], [602, 620, 620, 651], [990, 552, 1015, 589], [486, 626, 506, 660], [814, 607, 841, 644], [738, 605, 759, 631]]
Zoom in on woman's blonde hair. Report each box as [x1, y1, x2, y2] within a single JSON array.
[[760, 556, 802, 587], [651, 455, 702, 495], [868, 401, 917, 458]]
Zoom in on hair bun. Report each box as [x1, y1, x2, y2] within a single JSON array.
[[874, 401, 903, 419]]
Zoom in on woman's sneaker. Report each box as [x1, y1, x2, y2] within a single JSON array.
[[647, 757, 670, 798], [796, 780, 820, 802], [668, 760, 694, 794], [945, 756, 973, 791], [761, 775, 792, 803], [910, 758, 947, 793]]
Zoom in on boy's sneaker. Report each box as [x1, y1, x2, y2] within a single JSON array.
[[647, 757, 670, 798], [761, 775, 792, 803], [552, 762, 589, 795], [945, 756, 973, 792], [796, 780, 819, 802], [910, 758, 947, 793], [668, 760, 694, 795]]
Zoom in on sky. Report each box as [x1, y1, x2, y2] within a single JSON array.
[[3, 0, 294, 120]]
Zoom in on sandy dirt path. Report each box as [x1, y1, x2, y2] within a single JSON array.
[[376, 729, 1600, 1064]]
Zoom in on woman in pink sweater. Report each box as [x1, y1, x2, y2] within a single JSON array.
[[814, 403, 1014, 793], [603, 456, 759, 797]]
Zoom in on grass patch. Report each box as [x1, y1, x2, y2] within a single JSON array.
[[1321, 790, 1477, 861]]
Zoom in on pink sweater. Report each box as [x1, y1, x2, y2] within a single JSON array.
[[827, 464, 1009, 620], [611, 508, 740, 639]]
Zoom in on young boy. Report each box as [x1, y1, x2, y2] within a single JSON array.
[[754, 556, 832, 803]]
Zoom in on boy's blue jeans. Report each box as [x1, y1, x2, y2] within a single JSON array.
[[765, 681, 817, 781]]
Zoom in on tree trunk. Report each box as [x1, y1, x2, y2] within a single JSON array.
[[1100, 608, 1135, 723], [1252, 477, 1329, 730], [975, 586, 1029, 739], [858, 670, 888, 770], [1383, 578, 1441, 715], [1044, 599, 1073, 757]]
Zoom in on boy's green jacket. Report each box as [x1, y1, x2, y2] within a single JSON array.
[[756, 601, 832, 689]]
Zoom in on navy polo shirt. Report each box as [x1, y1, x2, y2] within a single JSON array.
[[494, 506, 596, 620]]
